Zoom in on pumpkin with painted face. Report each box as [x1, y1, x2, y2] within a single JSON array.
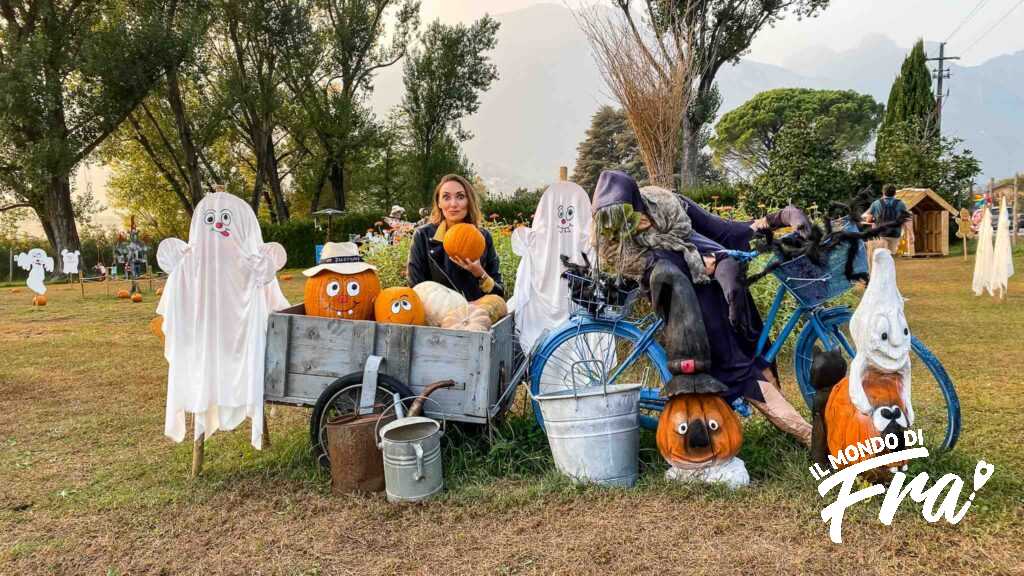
[[656, 394, 742, 470], [304, 270, 380, 320], [374, 287, 426, 325]]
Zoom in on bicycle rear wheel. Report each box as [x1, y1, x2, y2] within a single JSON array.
[[793, 307, 961, 451], [529, 318, 671, 431]]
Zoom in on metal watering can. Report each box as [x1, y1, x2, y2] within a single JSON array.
[[376, 380, 452, 504]]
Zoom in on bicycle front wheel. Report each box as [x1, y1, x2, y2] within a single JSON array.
[[793, 307, 961, 451], [529, 318, 671, 431]]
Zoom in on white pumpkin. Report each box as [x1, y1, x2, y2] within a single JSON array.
[[413, 281, 469, 326], [440, 304, 493, 332]]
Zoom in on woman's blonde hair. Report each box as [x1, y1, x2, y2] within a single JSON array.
[[430, 174, 483, 226]]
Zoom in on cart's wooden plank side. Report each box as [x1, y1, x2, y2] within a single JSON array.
[[263, 309, 519, 424]]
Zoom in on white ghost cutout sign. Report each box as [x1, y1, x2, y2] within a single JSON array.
[[848, 248, 913, 425], [61, 249, 81, 275], [157, 192, 289, 449], [16, 248, 54, 295]]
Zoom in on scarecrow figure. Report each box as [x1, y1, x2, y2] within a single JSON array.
[[156, 192, 289, 449], [591, 170, 813, 487]]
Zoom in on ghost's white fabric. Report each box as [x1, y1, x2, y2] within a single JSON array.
[[61, 249, 80, 274], [991, 197, 1015, 298], [973, 207, 995, 296], [17, 248, 54, 295], [848, 248, 912, 424], [156, 192, 289, 449], [508, 181, 595, 353]]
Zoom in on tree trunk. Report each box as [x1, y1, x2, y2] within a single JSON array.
[[266, 133, 289, 221], [166, 64, 206, 207], [679, 114, 701, 191], [310, 164, 326, 214], [36, 175, 81, 257], [328, 159, 346, 211]]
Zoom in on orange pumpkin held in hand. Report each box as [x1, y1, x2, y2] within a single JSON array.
[[656, 394, 742, 470], [443, 223, 486, 262], [374, 287, 426, 326]]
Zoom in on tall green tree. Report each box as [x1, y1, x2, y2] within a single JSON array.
[[211, 0, 299, 222], [572, 105, 647, 192], [711, 88, 883, 178], [876, 118, 980, 203], [283, 0, 420, 213], [876, 39, 936, 159], [401, 16, 499, 203], [750, 118, 851, 211], [626, 0, 831, 188], [0, 0, 186, 256]]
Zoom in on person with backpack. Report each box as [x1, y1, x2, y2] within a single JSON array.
[[863, 183, 914, 269]]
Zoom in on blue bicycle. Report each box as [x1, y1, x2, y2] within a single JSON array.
[[529, 232, 961, 452]]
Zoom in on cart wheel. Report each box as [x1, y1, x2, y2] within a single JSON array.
[[309, 373, 412, 469]]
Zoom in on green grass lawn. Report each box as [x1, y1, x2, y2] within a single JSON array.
[[1, 258, 1023, 575]]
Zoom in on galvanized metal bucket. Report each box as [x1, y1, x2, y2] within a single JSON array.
[[534, 378, 641, 487], [377, 416, 444, 503]]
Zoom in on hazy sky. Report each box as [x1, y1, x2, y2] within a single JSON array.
[[421, 0, 1024, 67]]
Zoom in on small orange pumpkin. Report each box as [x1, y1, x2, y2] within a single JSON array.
[[131, 293, 143, 303], [656, 394, 742, 469], [443, 223, 486, 262], [10, 288, 21, 294], [117, 289, 130, 299], [32, 294, 47, 306], [825, 373, 907, 471], [472, 295, 507, 324], [304, 270, 380, 320], [374, 287, 426, 326]]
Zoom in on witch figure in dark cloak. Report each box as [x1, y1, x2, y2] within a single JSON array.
[[591, 170, 812, 446]]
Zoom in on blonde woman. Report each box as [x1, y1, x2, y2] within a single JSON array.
[[407, 174, 505, 299]]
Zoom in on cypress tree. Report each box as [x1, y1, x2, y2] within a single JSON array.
[[876, 39, 937, 159]]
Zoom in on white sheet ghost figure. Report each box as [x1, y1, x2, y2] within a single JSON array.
[[972, 207, 995, 296], [16, 248, 54, 295], [61, 249, 81, 275], [991, 196, 1015, 298], [508, 181, 595, 353], [156, 192, 289, 449], [848, 248, 913, 426]]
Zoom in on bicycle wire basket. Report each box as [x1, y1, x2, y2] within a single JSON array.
[[770, 218, 869, 308], [564, 272, 642, 322]]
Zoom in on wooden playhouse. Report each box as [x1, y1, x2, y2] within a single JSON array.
[[894, 188, 958, 257]]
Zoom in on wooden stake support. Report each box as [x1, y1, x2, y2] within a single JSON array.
[[559, 166, 568, 181]]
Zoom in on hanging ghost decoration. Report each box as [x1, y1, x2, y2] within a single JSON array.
[[156, 192, 289, 449], [846, 248, 913, 428], [16, 248, 54, 295], [61, 249, 81, 275]]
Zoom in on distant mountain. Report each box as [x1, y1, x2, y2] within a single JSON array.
[[370, 2, 1021, 192]]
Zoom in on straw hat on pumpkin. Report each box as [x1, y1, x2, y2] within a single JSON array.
[[303, 242, 376, 277]]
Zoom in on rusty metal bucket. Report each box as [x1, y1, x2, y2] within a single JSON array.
[[325, 407, 396, 494]]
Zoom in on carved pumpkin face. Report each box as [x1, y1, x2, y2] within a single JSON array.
[[656, 394, 742, 469], [304, 270, 380, 320], [374, 287, 425, 325]]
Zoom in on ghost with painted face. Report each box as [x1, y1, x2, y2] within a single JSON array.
[[156, 192, 289, 449], [847, 248, 913, 426]]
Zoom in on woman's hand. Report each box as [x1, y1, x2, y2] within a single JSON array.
[[451, 255, 486, 279], [750, 217, 769, 231]]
